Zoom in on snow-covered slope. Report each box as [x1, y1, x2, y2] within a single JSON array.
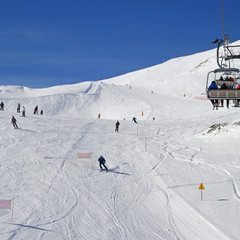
[[0, 43, 240, 239], [103, 40, 240, 97], [102, 48, 217, 97]]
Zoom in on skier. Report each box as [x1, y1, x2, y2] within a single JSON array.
[[34, 105, 38, 114], [0, 102, 4, 111], [115, 121, 120, 132], [40, 110, 43, 115], [22, 106, 26, 117], [17, 103, 21, 113], [132, 117, 137, 124], [11, 116, 18, 129], [98, 155, 108, 172], [98, 113, 101, 119]]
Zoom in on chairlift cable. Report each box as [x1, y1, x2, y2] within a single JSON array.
[[220, 0, 228, 67], [221, 0, 225, 41]]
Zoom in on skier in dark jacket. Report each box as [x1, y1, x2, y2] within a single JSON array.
[[17, 103, 21, 113], [115, 121, 120, 132], [22, 106, 26, 117], [11, 116, 18, 129], [132, 117, 137, 124], [0, 102, 4, 111], [98, 155, 108, 172]]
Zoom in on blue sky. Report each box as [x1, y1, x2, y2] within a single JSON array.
[[0, 0, 240, 88]]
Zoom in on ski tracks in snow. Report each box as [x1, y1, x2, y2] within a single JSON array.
[[164, 141, 240, 201], [140, 122, 232, 240], [158, 139, 233, 239]]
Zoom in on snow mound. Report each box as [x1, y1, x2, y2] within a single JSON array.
[[198, 120, 240, 136], [200, 123, 228, 135]]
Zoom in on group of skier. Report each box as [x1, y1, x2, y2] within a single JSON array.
[[8, 103, 43, 129], [33, 105, 43, 115], [100, 117, 138, 172], [8, 103, 138, 171], [114, 117, 137, 133], [17, 103, 26, 117], [12, 103, 27, 128]]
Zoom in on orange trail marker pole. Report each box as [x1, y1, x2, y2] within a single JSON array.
[[198, 183, 205, 201]]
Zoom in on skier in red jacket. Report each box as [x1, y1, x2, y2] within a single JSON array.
[[115, 121, 120, 132]]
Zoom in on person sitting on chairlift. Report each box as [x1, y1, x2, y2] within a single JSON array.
[[208, 81, 219, 110], [237, 85, 240, 106], [220, 82, 229, 108], [208, 81, 218, 90], [221, 82, 228, 89]]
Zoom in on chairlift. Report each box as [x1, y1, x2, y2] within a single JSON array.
[[206, 0, 240, 107], [206, 41, 240, 106]]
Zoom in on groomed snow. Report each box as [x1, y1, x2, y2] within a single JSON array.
[[0, 42, 240, 239]]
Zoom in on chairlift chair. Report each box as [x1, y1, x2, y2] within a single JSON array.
[[206, 68, 240, 103]]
